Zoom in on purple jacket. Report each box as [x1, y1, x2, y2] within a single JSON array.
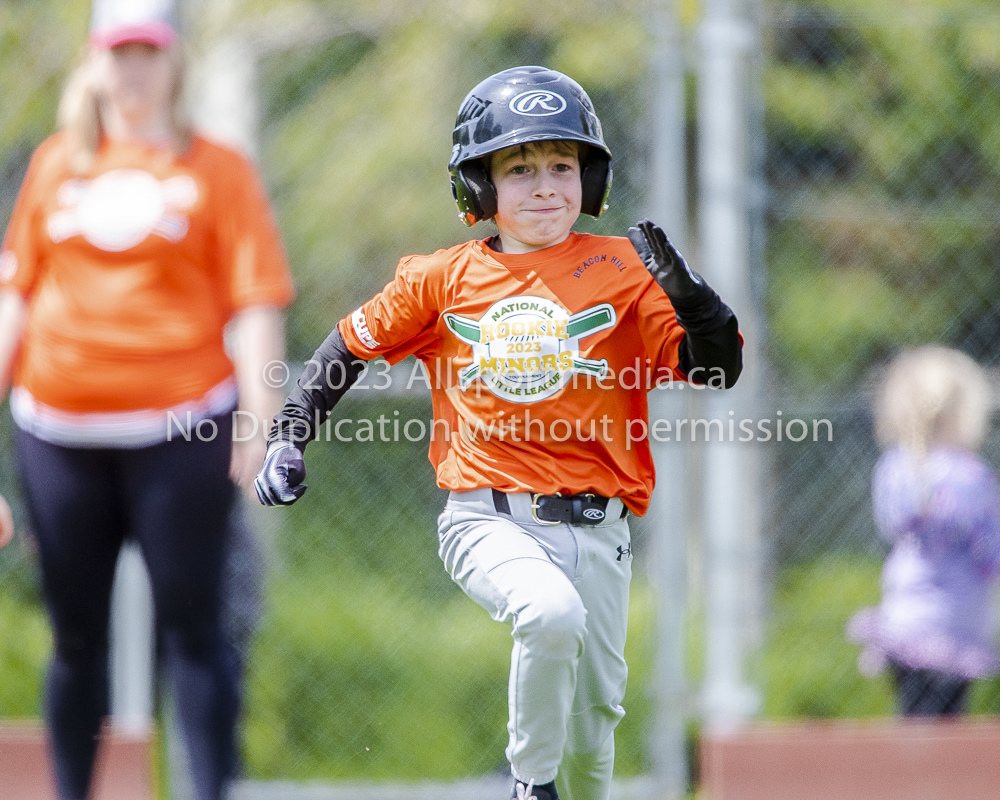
[[848, 446, 1000, 678]]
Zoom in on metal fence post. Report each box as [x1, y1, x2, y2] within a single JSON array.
[[697, 0, 764, 734], [109, 543, 155, 735], [645, 0, 690, 796]]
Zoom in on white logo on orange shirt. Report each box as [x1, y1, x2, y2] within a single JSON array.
[[47, 169, 198, 252], [351, 308, 381, 350], [443, 295, 616, 403]]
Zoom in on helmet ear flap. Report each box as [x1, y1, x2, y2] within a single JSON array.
[[450, 160, 497, 227], [458, 160, 497, 225], [450, 174, 476, 227], [580, 151, 612, 218]]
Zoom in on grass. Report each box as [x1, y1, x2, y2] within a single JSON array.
[[241, 566, 658, 780], [6, 548, 1000, 789], [760, 553, 895, 719], [0, 587, 50, 718]]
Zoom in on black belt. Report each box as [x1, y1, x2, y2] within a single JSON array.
[[492, 489, 626, 525]]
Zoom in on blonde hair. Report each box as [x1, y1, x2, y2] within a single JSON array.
[[57, 45, 192, 175], [876, 345, 993, 454]]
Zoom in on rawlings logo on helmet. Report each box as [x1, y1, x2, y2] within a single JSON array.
[[509, 90, 567, 117]]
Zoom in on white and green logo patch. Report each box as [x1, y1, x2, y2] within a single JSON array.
[[443, 295, 616, 403]]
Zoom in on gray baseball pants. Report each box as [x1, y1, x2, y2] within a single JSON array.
[[438, 488, 632, 800]]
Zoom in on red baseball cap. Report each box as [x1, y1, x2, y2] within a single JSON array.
[[89, 0, 179, 50]]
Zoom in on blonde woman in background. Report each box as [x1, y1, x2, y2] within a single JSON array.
[[848, 346, 1000, 715], [0, 1, 294, 798]]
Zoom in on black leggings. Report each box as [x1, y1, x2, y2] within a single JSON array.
[[889, 660, 970, 716], [17, 417, 238, 800]]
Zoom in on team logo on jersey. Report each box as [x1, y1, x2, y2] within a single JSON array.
[[443, 295, 616, 403], [47, 169, 198, 252], [509, 90, 567, 117]]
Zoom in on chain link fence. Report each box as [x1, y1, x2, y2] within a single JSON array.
[[4, 0, 1000, 796]]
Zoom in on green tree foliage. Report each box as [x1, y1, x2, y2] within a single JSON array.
[[766, 1, 1000, 391], [0, 1, 88, 226]]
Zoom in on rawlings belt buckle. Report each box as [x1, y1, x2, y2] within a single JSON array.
[[532, 492, 610, 526]]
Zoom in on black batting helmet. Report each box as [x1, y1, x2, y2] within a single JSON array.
[[449, 66, 613, 227]]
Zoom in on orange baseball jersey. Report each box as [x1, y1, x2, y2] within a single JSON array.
[[338, 232, 693, 515], [0, 132, 294, 419]]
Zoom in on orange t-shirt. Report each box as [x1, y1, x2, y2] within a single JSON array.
[[0, 132, 295, 413], [338, 232, 693, 515]]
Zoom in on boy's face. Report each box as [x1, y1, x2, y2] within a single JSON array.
[[489, 140, 582, 254]]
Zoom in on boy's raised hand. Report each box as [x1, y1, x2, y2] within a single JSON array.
[[627, 219, 702, 302]]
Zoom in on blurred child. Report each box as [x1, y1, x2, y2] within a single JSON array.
[[849, 346, 1000, 716]]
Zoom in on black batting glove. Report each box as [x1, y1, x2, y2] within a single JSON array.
[[254, 441, 307, 506], [627, 218, 703, 302]]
